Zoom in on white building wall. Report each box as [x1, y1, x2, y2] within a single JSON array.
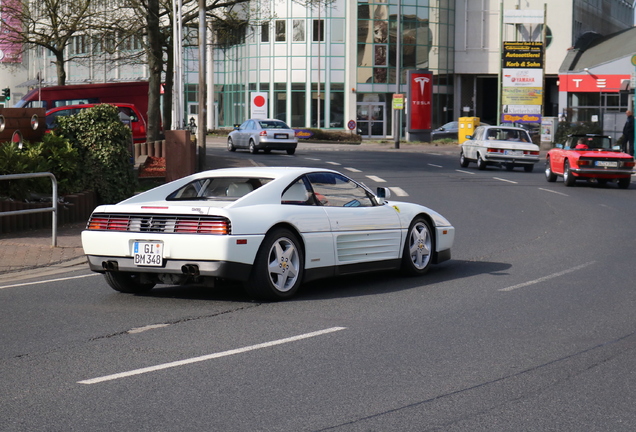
[[454, 0, 573, 76]]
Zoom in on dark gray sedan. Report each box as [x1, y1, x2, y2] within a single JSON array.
[[228, 119, 298, 155]]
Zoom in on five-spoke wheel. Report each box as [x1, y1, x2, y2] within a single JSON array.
[[247, 228, 304, 300], [401, 217, 434, 276]]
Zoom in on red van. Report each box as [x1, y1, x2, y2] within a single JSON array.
[[16, 81, 150, 124], [46, 103, 147, 143]]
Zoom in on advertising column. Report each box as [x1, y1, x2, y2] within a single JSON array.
[[406, 70, 433, 142], [501, 41, 543, 125]]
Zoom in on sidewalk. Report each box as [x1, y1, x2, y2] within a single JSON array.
[[0, 138, 462, 282]]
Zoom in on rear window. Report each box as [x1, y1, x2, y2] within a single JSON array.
[[167, 177, 272, 200], [259, 120, 289, 129]]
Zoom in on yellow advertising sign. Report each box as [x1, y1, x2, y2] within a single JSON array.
[[501, 114, 542, 123], [502, 87, 543, 105]]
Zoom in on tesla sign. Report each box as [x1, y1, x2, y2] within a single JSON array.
[[408, 70, 432, 132]]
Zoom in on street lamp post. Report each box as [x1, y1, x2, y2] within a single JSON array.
[[393, 0, 401, 149]]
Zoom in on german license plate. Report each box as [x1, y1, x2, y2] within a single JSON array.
[[504, 150, 523, 156], [595, 161, 618, 167], [133, 241, 163, 266], [274, 133, 288, 139]]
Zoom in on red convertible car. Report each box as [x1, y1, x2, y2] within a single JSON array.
[[545, 134, 635, 188]]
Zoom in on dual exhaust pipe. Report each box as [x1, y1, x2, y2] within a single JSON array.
[[101, 260, 199, 277], [181, 264, 200, 277], [102, 261, 119, 271]]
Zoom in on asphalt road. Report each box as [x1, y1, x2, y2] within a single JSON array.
[[1, 145, 636, 431]]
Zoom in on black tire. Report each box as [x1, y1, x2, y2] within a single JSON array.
[[524, 164, 534, 173], [246, 228, 304, 300], [401, 217, 434, 276], [545, 157, 557, 182], [227, 138, 236, 152], [563, 160, 576, 187], [286, 148, 296, 155], [459, 152, 469, 168], [104, 272, 155, 294], [617, 177, 631, 189], [249, 140, 258, 154], [477, 154, 487, 170]]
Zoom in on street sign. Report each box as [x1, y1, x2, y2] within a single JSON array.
[[347, 120, 356, 130], [392, 94, 404, 110]]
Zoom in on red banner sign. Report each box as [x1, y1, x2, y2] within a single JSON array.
[[559, 74, 630, 93], [408, 71, 433, 131]]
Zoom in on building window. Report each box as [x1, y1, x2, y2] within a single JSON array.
[[70, 35, 88, 55], [275, 20, 286, 42], [293, 20, 305, 42], [374, 44, 387, 66], [313, 19, 324, 42], [261, 23, 269, 42], [291, 83, 306, 127]]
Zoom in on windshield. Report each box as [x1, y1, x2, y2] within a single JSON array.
[[567, 136, 611, 150], [166, 177, 272, 200]]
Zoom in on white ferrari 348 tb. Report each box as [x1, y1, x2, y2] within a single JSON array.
[[82, 167, 455, 300]]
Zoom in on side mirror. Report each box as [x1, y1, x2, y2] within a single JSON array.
[[556, 143, 564, 149], [612, 145, 622, 150], [465, 135, 473, 140], [233, 124, 240, 130], [375, 187, 391, 204]]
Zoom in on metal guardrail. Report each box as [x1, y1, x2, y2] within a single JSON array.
[[0, 172, 58, 247]]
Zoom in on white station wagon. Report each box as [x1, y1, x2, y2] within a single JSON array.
[[460, 125, 540, 172]]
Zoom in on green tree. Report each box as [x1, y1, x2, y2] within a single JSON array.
[[55, 104, 136, 204]]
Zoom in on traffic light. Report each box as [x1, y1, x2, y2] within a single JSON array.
[[2, 88, 10, 100]]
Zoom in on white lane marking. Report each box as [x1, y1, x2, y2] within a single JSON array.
[[366, 175, 386, 183], [428, 163, 443, 168], [389, 187, 409, 197], [539, 188, 569, 196], [78, 327, 347, 385], [128, 324, 170, 334], [493, 177, 518, 184], [456, 170, 474, 175], [304, 157, 321, 161], [345, 167, 362, 173], [499, 261, 596, 292], [326, 161, 341, 166], [0, 273, 98, 290]]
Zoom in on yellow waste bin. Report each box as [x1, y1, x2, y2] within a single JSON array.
[[458, 117, 480, 144]]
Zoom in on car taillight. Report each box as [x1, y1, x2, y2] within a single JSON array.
[[260, 131, 267, 136], [175, 220, 229, 234], [623, 161, 635, 168], [87, 216, 129, 231], [524, 151, 539, 155], [487, 148, 503, 153], [578, 160, 592, 166]]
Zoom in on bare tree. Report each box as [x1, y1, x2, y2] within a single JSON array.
[[0, 0, 104, 86]]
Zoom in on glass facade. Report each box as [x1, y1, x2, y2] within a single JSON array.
[[213, 0, 454, 137]]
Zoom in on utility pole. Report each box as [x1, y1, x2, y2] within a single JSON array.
[[198, 0, 207, 171]]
